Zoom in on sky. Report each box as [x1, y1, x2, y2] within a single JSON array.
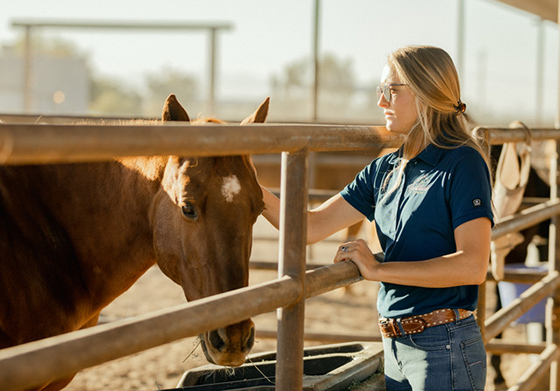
[[1, 0, 559, 124]]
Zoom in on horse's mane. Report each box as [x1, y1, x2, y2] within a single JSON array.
[[77, 118, 160, 126], [78, 115, 225, 127]]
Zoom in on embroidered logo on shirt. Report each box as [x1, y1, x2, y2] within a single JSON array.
[[408, 174, 430, 194], [472, 198, 482, 207]]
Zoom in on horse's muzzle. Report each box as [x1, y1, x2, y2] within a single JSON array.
[[200, 319, 255, 367]]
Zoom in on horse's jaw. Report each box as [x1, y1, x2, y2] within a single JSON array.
[[199, 319, 255, 367]]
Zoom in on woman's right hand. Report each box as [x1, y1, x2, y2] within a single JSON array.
[[333, 239, 379, 280]]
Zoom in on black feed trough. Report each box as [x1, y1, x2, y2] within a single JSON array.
[[160, 341, 384, 391]]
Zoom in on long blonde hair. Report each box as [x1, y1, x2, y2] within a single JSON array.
[[381, 46, 491, 196], [390, 46, 488, 161]]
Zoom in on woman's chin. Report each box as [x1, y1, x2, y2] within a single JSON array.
[[385, 123, 410, 135], [386, 124, 400, 133]]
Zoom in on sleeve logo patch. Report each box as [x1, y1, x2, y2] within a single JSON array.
[[472, 198, 482, 207]]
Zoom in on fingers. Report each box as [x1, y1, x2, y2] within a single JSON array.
[[334, 243, 353, 263], [337, 239, 365, 256], [332, 239, 379, 281]]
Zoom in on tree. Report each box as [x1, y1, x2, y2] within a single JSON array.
[[143, 66, 199, 118], [270, 52, 357, 121], [9, 33, 87, 59], [89, 75, 144, 117]]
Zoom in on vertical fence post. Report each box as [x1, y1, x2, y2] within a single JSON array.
[[547, 139, 560, 390], [23, 25, 33, 114], [476, 127, 490, 341], [455, 0, 465, 82], [550, 4, 560, 387], [207, 27, 217, 115], [276, 150, 308, 390], [312, 0, 320, 121]]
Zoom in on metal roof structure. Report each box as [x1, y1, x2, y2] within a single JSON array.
[[495, 0, 558, 23]]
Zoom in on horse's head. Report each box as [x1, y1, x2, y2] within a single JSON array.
[[151, 94, 267, 367]]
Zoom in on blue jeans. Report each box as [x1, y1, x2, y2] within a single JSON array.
[[382, 313, 486, 391]]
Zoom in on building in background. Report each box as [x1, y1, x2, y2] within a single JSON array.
[[0, 45, 89, 115]]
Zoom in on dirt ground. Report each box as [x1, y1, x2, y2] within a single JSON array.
[[63, 217, 539, 391]]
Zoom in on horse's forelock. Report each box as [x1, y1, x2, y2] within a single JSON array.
[[191, 117, 254, 174], [209, 156, 253, 174], [192, 116, 225, 125]]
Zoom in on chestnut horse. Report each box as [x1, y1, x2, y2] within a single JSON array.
[[0, 94, 268, 391]]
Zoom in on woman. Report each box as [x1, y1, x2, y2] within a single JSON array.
[[260, 45, 493, 390]]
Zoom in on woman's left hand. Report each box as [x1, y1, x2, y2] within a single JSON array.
[[333, 239, 379, 280]]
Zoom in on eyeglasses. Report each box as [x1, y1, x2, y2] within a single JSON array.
[[376, 83, 407, 102]]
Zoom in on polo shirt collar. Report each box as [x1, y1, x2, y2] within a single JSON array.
[[390, 143, 446, 167], [414, 144, 445, 166]]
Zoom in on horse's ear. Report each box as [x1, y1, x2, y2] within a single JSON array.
[[162, 94, 190, 122], [241, 97, 270, 125]]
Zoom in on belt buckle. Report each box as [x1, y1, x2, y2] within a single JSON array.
[[382, 317, 401, 337]]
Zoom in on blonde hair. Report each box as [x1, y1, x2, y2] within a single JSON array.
[[382, 45, 491, 196]]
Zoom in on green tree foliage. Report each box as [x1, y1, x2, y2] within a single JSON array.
[[270, 52, 357, 121], [89, 76, 144, 117], [270, 52, 384, 123], [10, 33, 85, 59], [144, 66, 199, 118]]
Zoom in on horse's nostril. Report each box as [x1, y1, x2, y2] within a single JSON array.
[[209, 329, 227, 352], [245, 325, 255, 348]]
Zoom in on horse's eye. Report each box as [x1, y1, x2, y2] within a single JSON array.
[[181, 202, 198, 220]]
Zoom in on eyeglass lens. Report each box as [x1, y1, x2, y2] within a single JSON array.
[[377, 84, 406, 102], [377, 85, 391, 102]]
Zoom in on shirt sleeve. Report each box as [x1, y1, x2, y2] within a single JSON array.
[[340, 161, 377, 222], [448, 148, 494, 229]]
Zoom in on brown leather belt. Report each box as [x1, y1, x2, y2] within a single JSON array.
[[379, 308, 473, 338]]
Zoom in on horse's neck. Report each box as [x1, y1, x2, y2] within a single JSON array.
[[84, 157, 168, 306], [36, 159, 166, 310], [117, 156, 168, 184]]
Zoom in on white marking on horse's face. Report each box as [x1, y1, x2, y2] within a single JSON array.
[[222, 175, 241, 202]]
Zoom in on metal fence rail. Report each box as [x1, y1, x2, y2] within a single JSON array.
[[0, 261, 360, 390], [0, 120, 558, 390], [0, 123, 403, 164], [475, 125, 560, 391]]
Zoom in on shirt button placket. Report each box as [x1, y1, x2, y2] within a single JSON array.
[[390, 172, 406, 235]]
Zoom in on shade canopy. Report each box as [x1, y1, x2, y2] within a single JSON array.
[[494, 0, 558, 23]]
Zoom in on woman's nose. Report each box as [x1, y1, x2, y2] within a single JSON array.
[[378, 94, 389, 108]]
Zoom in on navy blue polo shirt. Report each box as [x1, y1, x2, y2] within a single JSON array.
[[340, 144, 493, 318]]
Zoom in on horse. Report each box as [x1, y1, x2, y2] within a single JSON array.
[[0, 94, 268, 391]]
